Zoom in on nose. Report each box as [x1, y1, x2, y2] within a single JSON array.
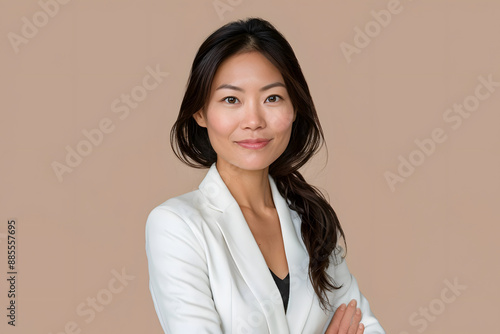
[[240, 100, 266, 130]]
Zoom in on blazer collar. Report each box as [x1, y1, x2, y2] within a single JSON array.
[[199, 163, 316, 333]]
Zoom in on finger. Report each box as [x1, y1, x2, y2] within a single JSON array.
[[356, 322, 365, 334], [339, 299, 357, 333], [347, 307, 363, 334], [325, 303, 347, 334]]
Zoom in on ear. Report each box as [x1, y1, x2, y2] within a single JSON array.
[[193, 109, 207, 128]]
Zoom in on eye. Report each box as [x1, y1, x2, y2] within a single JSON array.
[[223, 96, 239, 104], [265, 95, 282, 103]]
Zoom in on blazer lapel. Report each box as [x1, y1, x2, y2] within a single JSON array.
[[270, 176, 315, 333], [199, 164, 314, 333]]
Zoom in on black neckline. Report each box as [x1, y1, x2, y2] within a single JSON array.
[[269, 268, 289, 281]]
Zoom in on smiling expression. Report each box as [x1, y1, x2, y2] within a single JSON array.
[[193, 51, 296, 172]]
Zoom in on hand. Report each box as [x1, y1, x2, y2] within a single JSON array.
[[325, 299, 364, 334]]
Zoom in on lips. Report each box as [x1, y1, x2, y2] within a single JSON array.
[[235, 138, 271, 149]]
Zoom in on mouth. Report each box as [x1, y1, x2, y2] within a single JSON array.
[[235, 138, 272, 150]]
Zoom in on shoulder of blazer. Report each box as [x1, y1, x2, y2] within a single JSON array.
[[151, 189, 208, 224], [145, 189, 214, 258]]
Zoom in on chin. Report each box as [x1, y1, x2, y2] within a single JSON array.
[[230, 158, 273, 171]]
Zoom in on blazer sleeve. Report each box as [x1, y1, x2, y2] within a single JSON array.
[[321, 245, 386, 334], [145, 206, 223, 333]]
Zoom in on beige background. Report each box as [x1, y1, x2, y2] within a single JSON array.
[[1, 0, 499, 333]]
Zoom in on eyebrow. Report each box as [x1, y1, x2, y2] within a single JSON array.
[[215, 82, 286, 92]]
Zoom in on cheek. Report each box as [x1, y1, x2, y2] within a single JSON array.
[[268, 109, 295, 133], [205, 112, 236, 139]]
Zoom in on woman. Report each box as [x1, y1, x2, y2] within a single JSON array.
[[145, 18, 385, 333]]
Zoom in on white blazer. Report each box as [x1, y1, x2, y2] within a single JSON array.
[[145, 163, 385, 333]]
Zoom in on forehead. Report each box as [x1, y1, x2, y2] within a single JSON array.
[[211, 51, 284, 87]]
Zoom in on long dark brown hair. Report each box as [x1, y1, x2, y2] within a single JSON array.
[[171, 17, 346, 312]]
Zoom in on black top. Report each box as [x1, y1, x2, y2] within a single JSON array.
[[269, 268, 290, 313]]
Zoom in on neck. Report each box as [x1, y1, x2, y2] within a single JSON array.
[[216, 160, 274, 211]]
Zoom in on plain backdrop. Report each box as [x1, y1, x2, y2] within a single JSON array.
[[1, 0, 499, 333]]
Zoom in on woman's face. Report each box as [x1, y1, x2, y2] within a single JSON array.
[[194, 51, 295, 173]]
